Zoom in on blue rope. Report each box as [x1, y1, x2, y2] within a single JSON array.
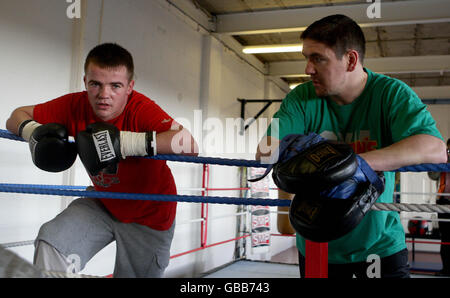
[[0, 129, 26, 142], [2, 183, 86, 190], [147, 154, 266, 168], [0, 129, 267, 168], [392, 164, 449, 172], [0, 183, 291, 207], [0, 129, 448, 172]]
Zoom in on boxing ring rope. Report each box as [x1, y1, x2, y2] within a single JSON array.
[[0, 183, 291, 207], [1, 129, 450, 278], [0, 129, 449, 172], [1, 183, 450, 213]]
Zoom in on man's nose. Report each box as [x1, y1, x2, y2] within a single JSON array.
[[305, 60, 315, 75], [98, 86, 110, 98]]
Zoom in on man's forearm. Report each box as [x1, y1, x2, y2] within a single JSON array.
[[277, 190, 295, 235], [359, 134, 447, 171], [6, 106, 35, 135], [160, 128, 199, 156]]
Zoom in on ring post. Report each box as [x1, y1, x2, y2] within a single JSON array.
[[305, 240, 328, 278]]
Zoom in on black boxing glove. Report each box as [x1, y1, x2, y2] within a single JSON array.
[[18, 120, 77, 172], [287, 156, 385, 242], [250, 133, 357, 192], [272, 140, 358, 194], [76, 122, 157, 176]]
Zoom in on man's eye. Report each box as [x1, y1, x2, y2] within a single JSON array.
[[314, 57, 324, 63], [112, 84, 121, 89]]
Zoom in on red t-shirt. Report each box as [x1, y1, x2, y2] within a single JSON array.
[[33, 91, 177, 230]]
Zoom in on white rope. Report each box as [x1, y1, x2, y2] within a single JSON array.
[[372, 203, 450, 213], [394, 191, 450, 197], [41, 270, 102, 278], [1, 240, 34, 249]]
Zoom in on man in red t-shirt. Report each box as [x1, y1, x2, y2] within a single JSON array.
[[6, 43, 198, 277]]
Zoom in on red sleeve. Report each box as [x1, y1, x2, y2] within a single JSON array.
[[33, 92, 91, 137], [128, 92, 174, 133], [33, 93, 80, 127]]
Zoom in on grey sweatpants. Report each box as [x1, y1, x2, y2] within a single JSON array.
[[33, 197, 175, 278]]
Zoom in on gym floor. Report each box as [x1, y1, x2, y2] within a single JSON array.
[[202, 246, 449, 278]]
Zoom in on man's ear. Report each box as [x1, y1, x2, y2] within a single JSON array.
[[347, 50, 359, 72], [127, 80, 135, 95]]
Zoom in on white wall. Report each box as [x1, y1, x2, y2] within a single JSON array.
[[0, 0, 78, 267], [0, 0, 291, 278]]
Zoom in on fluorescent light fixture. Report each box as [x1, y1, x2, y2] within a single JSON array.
[[242, 44, 303, 54]]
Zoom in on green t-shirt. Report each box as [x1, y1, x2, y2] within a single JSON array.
[[267, 68, 443, 264]]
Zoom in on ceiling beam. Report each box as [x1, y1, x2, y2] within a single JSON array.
[[159, 0, 215, 32], [215, 0, 450, 35], [269, 55, 450, 77], [212, 33, 267, 75]]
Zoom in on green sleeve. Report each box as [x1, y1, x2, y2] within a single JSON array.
[[266, 89, 306, 140], [387, 82, 443, 142]]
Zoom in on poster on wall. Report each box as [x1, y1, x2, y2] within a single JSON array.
[[248, 167, 271, 254]]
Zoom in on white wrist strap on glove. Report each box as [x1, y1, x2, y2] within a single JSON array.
[[18, 120, 42, 142], [120, 131, 157, 158]]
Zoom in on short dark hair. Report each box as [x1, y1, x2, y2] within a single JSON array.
[[84, 43, 134, 81], [301, 14, 366, 63]]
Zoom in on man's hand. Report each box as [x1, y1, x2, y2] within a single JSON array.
[[22, 121, 77, 172], [277, 190, 295, 235], [76, 122, 151, 176], [76, 122, 199, 176], [256, 136, 295, 234]]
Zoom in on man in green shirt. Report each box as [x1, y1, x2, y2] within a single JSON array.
[[256, 14, 447, 278]]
